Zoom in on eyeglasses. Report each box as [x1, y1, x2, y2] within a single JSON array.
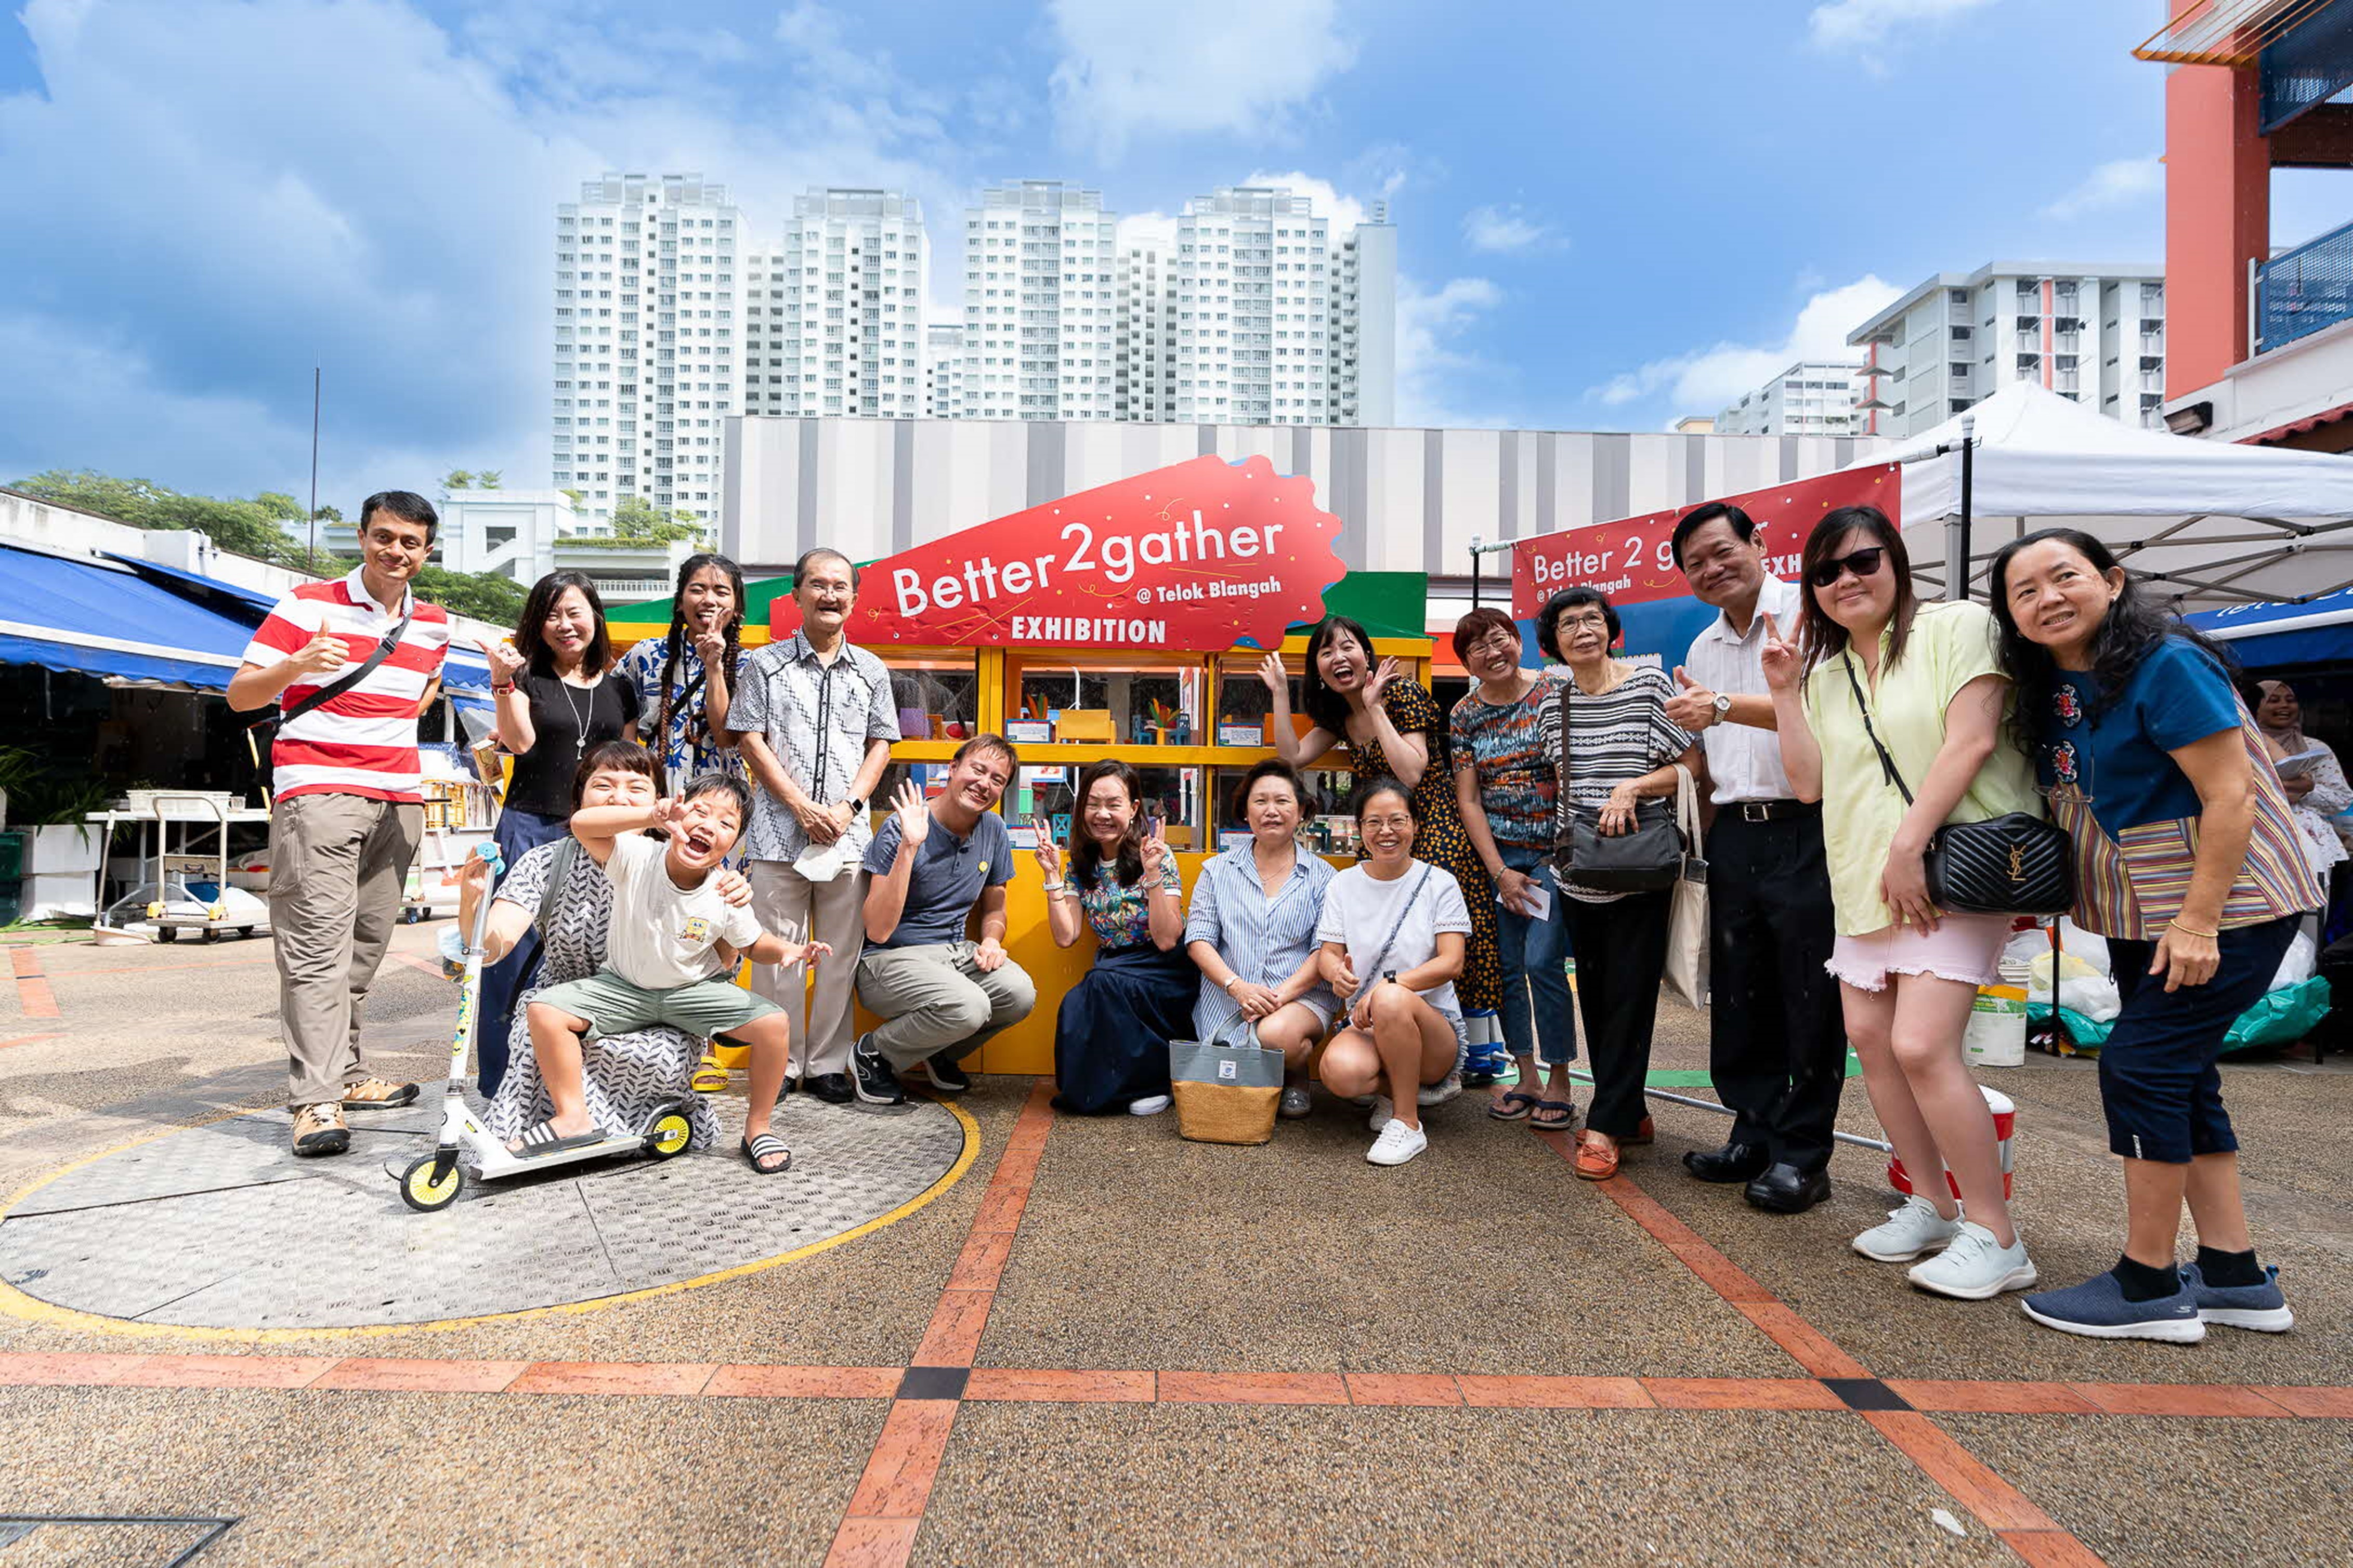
[[1807, 546, 1886, 589], [1469, 628, 1521, 653], [1555, 613, 1612, 633]]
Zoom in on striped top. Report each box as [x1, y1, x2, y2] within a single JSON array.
[[1182, 841, 1338, 1041], [1551, 664, 1696, 905], [2038, 650, 2320, 939], [242, 567, 450, 804]]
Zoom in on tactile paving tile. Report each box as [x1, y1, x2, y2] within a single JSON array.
[[0, 1095, 968, 1329]]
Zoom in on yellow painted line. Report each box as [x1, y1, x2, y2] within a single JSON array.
[[0, 1095, 983, 1344]]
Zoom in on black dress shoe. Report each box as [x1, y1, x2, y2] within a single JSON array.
[[805, 1072, 855, 1104], [1683, 1141, 1770, 1183], [1744, 1162, 1831, 1214]]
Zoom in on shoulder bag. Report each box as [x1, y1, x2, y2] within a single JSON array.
[[1662, 764, 1710, 1008], [1838, 653, 2072, 916], [1553, 677, 1687, 893]]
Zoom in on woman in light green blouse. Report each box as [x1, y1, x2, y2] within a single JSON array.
[[1763, 506, 2043, 1305]]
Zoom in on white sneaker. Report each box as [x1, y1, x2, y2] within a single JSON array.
[[1852, 1196, 1963, 1263], [1417, 1071, 1462, 1108], [1127, 1095, 1171, 1116], [1366, 1118, 1428, 1166], [1366, 1094, 1394, 1131], [1908, 1221, 2037, 1300]]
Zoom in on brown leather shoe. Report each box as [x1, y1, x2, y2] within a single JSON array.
[[1573, 1134, 1619, 1181]]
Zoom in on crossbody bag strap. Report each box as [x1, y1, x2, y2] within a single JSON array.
[[1839, 652, 1916, 808], [1361, 863, 1435, 981], [537, 837, 580, 934], [269, 600, 415, 728]]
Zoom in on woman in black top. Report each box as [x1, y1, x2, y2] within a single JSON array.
[[475, 570, 639, 1094]]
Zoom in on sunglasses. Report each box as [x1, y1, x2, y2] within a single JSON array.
[[1807, 546, 1886, 589]]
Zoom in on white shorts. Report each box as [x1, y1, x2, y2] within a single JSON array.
[[1825, 913, 2011, 992]]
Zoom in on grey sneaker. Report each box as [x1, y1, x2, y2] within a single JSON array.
[[2180, 1261, 2294, 1333], [1852, 1195, 1962, 1263], [2022, 1269, 2204, 1342], [1907, 1222, 2037, 1301], [1417, 1070, 1462, 1108], [1278, 1085, 1313, 1119]]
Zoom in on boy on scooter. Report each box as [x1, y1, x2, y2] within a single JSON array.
[[526, 772, 827, 1175]]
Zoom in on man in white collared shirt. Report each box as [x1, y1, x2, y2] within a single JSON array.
[[1663, 502, 1846, 1215]]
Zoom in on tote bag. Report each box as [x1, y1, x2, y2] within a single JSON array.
[[1663, 765, 1709, 1009], [1168, 1019, 1286, 1146]]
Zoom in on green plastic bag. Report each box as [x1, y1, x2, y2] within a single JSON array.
[[2221, 976, 2332, 1055]]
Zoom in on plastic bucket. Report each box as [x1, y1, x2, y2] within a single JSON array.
[[1889, 1085, 2015, 1201]]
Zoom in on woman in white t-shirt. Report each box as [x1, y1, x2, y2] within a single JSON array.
[[1314, 778, 1472, 1167]]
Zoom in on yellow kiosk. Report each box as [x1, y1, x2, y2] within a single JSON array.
[[605, 454, 1430, 1076]]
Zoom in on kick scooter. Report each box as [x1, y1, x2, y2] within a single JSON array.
[[398, 842, 698, 1214]]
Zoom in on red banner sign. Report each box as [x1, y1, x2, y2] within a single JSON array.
[[1510, 463, 1902, 617], [770, 454, 1346, 651]]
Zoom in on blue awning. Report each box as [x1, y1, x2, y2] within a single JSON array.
[[0, 544, 254, 690], [2186, 589, 2353, 668]]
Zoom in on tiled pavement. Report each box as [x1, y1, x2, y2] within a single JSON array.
[[3, 930, 2351, 1566]]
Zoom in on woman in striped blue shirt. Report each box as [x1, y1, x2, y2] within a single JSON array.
[[1184, 759, 1339, 1121]]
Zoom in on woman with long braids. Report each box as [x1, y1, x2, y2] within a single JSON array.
[[476, 570, 639, 1095], [615, 552, 750, 796]]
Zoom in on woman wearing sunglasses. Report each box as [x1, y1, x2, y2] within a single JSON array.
[[1990, 529, 2315, 1340], [1762, 506, 2043, 1300]]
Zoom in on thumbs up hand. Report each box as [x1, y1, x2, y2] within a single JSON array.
[[1663, 664, 1719, 731]]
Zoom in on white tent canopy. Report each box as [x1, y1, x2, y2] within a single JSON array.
[[1862, 381, 2353, 608]]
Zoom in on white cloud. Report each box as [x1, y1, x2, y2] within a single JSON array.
[[2041, 156, 2163, 221], [1240, 168, 1374, 232], [1461, 203, 1563, 254], [0, 0, 970, 506], [1589, 276, 1902, 416], [1396, 276, 1507, 428], [1046, 0, 1357, 156], [1809, 0, 1997, 67]]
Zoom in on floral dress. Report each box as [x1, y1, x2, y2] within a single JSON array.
[[1352, 678, 1502, 1026], [1050, 856, 1194, 1115], [615, 636, 748, 793]]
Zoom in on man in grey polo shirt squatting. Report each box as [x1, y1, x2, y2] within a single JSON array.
[[728, 548, 901, 1104], [852, 734, 1036, 1105]]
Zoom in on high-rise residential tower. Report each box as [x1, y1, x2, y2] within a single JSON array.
[[923, 323, 966, 418], [1330, 206, 1396, 426], [1847, 261, 2167, 437], [1115, 238, 1178, 422], [553, 172, 741, 528], [741, 188, 927, 420], [1715, 359, 1866, 436], [961, 181, 1120, 420], [1169, 186, 1332, 425]]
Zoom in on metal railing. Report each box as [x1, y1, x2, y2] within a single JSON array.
[[2256, 214, 2353, 353]]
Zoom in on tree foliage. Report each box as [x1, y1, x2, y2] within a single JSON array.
[[14, 467, 531, 626], [442, 469, 475, 491]]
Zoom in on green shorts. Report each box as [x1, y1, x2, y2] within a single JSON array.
[[529, 969, 780, 1043]]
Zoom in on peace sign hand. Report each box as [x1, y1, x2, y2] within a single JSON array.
[[1758, 613, 1801, 694], [1029, 815, 1063, 879], [1139, 819, 1171, 879]]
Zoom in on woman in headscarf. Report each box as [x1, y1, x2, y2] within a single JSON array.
[[2253, 680, 2350, 882]]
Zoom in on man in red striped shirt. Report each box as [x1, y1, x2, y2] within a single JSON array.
[[229, 492, 452, 1156]]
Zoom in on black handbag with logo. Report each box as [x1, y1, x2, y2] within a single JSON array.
[[1552, 680, 1688, 894], [1839, 654, 2073, 916]]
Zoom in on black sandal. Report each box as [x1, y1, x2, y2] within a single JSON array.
[[1487, 1090, 1538, 1122], [740, 1132, 793, 1176], [1530, 1098, 1577, 1130]]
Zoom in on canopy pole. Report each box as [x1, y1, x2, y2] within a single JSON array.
[[1469, 533, 1483, 609], [1951, 412, 1977, 602]]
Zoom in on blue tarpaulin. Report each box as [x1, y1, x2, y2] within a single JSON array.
[[2186, 589, 2353, 668], [0, 544, 255, 689]]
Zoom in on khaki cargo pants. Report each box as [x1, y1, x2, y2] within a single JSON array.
[[268, 792, 423, 1107]]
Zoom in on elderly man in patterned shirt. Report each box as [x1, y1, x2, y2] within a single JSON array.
[[727, 548, 903, 1104]]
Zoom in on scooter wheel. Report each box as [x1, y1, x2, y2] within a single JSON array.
[[399, 1154, 464, 1213], [645, 1109, 694, 1162], [158, 927, 178, 943]]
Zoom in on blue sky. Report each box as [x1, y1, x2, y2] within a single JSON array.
[[2, 0, 2346, 512]]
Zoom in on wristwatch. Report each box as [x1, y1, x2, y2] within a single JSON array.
[[1710, 692, 1733, 723]]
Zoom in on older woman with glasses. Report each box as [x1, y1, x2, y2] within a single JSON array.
[[1448, 607, 1574, 1126], [1538, 586, 1700, 1179], [1763, 506, 2043, 1303]]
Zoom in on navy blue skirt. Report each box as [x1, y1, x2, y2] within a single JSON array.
[[1051, 944, 1194, 1115]]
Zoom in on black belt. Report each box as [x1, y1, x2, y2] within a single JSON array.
[[1722, 798, 1817, 823]]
